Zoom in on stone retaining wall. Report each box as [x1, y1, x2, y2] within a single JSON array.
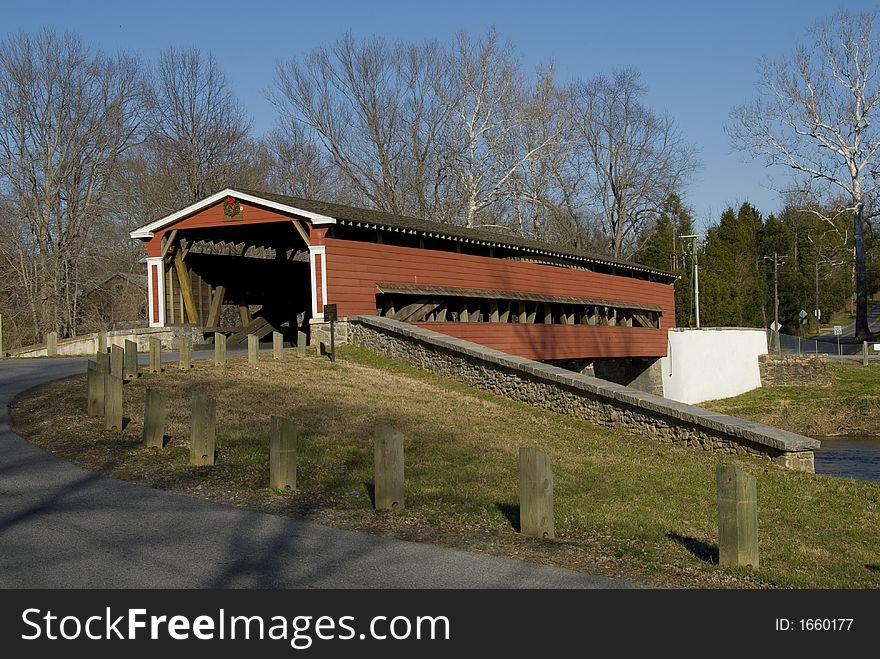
[[9, 326, 202, 358], [349, 316, 818, 472], [759, 354, 831, 387]]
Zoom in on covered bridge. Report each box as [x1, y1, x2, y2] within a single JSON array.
[[130, 188, 675, 370]]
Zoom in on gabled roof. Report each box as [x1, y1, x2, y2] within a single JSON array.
[[242, 189, 675, 282], [129, 188, 336, 240], [130, 187, 675, 282], [83, 272, 147, 296]]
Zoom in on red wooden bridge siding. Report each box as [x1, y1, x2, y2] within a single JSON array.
[[324, 238, 674, 360], [145, 201, 295, 256]]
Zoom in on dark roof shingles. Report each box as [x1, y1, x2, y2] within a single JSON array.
[[236, 188, 675, 281]]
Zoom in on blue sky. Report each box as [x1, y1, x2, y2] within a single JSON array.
[[5, 0, 878, 229]]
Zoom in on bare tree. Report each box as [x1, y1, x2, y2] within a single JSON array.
[[266, 121, 337, 199], [144, 47, 258, 208], [439, 29, 559, 228], [729, 10, 880, 340], [566, 69, 698, 258], [271, 34, 451, 217], [504, 65, 589, 245], [0, 29, 142, 339]]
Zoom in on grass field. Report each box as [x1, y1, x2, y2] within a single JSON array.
[[704, 363, 880, 437], [10, 346, 880, 588]]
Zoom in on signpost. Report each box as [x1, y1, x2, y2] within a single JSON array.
[[769, 320, 781, 355], [324, 304, 337, 363], [797, 310, 808, 355], [833, 325, 843, 362]]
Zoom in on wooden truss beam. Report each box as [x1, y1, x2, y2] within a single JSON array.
[[173, 250, 200, 324]]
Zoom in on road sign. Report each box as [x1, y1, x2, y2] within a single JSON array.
[[814, 308, 822, 320], [799, 309, 808, 325], [833, 325, 843, 336], [770, 321, 781, 332]]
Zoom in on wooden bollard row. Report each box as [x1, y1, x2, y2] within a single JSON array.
[[82, 343, 761, 570]]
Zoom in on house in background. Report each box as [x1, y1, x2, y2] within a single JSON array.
[[79, 271, 148, 333]]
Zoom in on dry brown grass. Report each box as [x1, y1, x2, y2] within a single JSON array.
[[11, 347, 880, 589]]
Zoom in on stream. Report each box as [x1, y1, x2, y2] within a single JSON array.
[[814, 436, 880, 480]]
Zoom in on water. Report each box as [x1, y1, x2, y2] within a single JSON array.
[[814, 436, 880, 481]]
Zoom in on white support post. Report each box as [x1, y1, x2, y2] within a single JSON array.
[[308, 245, 327, 320], [146, 257, 166, 328]]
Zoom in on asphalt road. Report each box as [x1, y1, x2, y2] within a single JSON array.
[[0, 355, 639, 588], [815, 301, 880, 342]]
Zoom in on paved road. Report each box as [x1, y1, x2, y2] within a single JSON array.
[[0, 356, 640, 588], [815, 301, 880, 342]]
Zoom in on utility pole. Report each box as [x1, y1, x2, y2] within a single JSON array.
[[681, 234, 701, 328], [763, 252, 787, 354]]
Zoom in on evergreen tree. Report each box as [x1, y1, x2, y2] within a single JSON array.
[[637, 193, 695, 326], [700, 203, 765, 327]]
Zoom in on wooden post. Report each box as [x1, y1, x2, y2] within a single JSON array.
[[190, 392, 216, 466], [103, 373, 123, 432], [96, 352, 110, 377], [273, 331, 283, 360], [214, 332, 227, 366], [296, 330, 307, 357], [373, 425, 405, 511], [248, 334, 259, 367], [110, 344, 124, 379], [716, 465, 759, 569], [173, 249, 199, 324], [149, 337, 161, 373], [269, 415, 298, 490], [519, 447, 554, 539], [179, 336, 191, 370], [97, 331, 108, 354], [124, 339, 139, 379], [87, 360, 105, 416], [206, 285, 226, 328], [46, 331, 58, 356], [863, 341, 869, 367], [143, 389, 167, 449]]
